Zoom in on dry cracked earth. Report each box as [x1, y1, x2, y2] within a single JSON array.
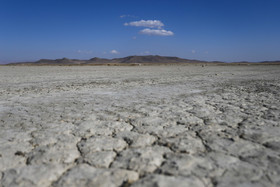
[[0, 65, 280, 187]]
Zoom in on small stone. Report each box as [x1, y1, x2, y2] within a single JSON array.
[[14, 151, 25, 157]]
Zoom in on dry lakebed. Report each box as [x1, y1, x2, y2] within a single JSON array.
[[0, 65, 280, 187]]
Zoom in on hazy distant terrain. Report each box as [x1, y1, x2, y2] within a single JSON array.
[[0, 65, 279, 186], [5, 55, 280, 65]]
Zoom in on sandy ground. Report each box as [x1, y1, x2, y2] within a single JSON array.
[[0, 65, 280, 187]]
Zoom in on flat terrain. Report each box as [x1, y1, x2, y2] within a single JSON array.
[[0, 65, 280, 187]]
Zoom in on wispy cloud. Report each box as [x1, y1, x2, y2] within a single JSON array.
[[139, 28, 174, 36], [120, 15, 137, 18], [140, 51, 150, 55], [77, 50, 93, 54], [110, 49, 119, 54], [191, 50, 196, 54], [124, 20, 164, 29]]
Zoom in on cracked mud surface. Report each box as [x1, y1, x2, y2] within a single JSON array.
[[0, 65, 280, 187]]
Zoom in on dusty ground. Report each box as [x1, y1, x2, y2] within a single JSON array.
[[0, 65, 280, 187]]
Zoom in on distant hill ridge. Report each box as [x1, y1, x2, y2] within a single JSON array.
[[7, 55, 211, 65], [5, 55, 280, 65]]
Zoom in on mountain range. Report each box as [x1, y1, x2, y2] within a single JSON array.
[[5, 55, 280, 65]]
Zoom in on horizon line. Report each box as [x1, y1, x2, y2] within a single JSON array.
[[2, 55, 280, 65]]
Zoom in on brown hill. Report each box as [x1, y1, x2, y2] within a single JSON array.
[[110, 55, 207, 64], [35, 58, 86, 65], [86, 57, 111, 64], [10, 58, 86, 65]]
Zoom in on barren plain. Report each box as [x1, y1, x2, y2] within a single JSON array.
[[0, 65, 280, 187]]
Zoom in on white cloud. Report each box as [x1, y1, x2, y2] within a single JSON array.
[[139, 28, 174, 36], [110, 50, 119, 54], [124, 20, 164, 28], [191, 50, 196, 54]]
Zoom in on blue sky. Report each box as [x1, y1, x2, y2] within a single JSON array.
[[0, 0, 280, 63]]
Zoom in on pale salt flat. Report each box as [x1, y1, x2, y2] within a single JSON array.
[[0, 65, 280, 187]]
